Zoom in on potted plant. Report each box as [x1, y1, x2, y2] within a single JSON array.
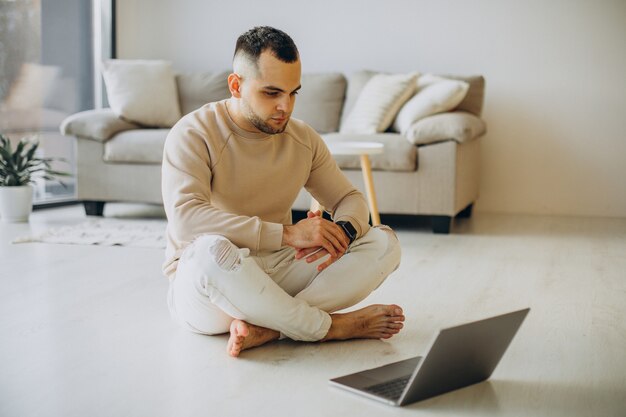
[[0, 133, 71, 222]]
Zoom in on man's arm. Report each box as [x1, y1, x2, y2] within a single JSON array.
[[282, 211, 349, 260], [304, 128, 371, 238], [283, 129, 369, 271], [289, 210, 351, 271], [162, 126, 283, 253]]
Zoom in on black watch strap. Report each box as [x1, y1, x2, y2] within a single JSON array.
[[336, 220, 357, 244]]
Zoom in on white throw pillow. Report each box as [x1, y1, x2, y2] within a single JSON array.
[[340, 72, 418, 134], [102, 59, 181, 127], [392, 75, 469, 135], [404, 111, 487, 145], [2, 63, 60, 110]]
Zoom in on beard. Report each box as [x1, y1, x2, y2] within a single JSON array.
[[241, 99, 290, 134]]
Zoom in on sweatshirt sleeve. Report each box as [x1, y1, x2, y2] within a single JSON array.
[[303, 129, 371, 238], [161, 125, 284, 253]]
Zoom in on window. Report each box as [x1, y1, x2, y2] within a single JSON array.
[[0, 0, 97, 203]]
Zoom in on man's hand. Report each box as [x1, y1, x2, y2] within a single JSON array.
[[283, 210, 350, 272]]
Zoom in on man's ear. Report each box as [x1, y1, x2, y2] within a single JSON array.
[[228, 73, 242, 98]]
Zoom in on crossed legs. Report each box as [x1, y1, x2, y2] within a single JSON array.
[[167, 225, 403, 356]]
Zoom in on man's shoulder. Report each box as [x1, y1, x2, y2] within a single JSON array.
[[172, 101, 222, 130], [167, 100, 229, 142], [285, 117, 323, 149], [287, 116, 315, 134]]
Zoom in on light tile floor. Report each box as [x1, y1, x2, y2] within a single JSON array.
[[1, 204, 625, 416]]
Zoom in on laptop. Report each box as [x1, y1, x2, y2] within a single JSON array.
[[329, 308, 530, 406]]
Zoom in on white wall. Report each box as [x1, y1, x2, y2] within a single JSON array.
[[117, 0, 626, 218]]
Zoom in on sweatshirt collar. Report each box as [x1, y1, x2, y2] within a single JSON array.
[[219, 99, 274, 141]]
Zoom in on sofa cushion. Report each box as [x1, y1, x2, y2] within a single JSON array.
[[105, 130, 420, 169], [61, 109, 139, 142], [102, 59, 181, 128], [392, 75, 469, 134], [176, 71, 231, 116], [291, 73, 346, 134], [340, 72, 418, 134], [404, 111, 486, 145], [341, 72, 486, 126], [103, 129, 168, 164], [0, 108, 68, 133], [322, 133, 417, 172], [339, 70, 377, 129], [442, 75, 485, 116]]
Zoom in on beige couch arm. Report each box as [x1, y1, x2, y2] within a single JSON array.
[[60, 109, 140, 142], [404, 111, 486, 146]]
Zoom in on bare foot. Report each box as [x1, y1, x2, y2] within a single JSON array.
[[227, 320, 280, 357], [322, 304, 405, 341]]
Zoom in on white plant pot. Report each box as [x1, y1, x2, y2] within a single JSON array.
[[0, 185, 34, 223]]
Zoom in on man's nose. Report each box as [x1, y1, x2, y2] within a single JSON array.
[[276, 95, 293, 113]]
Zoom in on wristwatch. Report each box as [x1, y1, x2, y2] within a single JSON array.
[[336, 220, 357, 245]]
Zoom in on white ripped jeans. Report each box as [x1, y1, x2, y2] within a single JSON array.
[[167, 225, 401, 341]]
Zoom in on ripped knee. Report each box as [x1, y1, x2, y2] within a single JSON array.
[[208, 237, 244, 272], [186, 235, 245, 272]]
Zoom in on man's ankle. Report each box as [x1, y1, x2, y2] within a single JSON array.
[[321, 314, 344, 341]]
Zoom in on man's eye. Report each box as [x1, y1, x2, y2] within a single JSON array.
[[291, 91, 299, 96], [265, 92, 278, 97]]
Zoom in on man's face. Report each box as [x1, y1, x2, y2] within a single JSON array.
[[238, 51, 301, 134]]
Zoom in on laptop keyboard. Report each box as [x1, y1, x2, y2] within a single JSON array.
[[364, 375, 412, 400]]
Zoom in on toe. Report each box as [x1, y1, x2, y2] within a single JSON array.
[[228, 320, 250, 357], [227, 340, 238, 357], [381, 305, 403, 318], [230, 320, 249, 337], [230, 337, 245, 356]]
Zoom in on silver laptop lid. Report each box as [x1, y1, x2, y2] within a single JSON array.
[[399, 308, 530, 405]]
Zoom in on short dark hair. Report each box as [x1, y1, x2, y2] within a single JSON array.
[[234, 26, 299, 64]]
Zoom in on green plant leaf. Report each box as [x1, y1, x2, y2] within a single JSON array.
[[0, 146, 13, 166], [15, 140, 26, 156], [0, 135, 12, 155], [46, 169, 72, 176], [24, 142, 39, 162], [1, 134, 69, 187]]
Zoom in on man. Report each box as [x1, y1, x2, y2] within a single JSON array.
[[162, 26, 404, 357]]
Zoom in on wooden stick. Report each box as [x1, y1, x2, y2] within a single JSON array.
[[360, 154, 380, 226]]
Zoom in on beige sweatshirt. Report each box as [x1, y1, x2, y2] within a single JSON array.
[[161, 99, 370, 279]]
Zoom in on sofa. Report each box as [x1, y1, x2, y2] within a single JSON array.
[[60, 68, 486, 234]]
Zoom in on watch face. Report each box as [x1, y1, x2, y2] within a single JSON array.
[[338, 221, 357, 242], [345, 224, 356, 239]]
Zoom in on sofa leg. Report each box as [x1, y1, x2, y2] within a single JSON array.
[[83, 201, 105, 216], [432, 216, 452, 234], [456, 203, 474, 219]]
